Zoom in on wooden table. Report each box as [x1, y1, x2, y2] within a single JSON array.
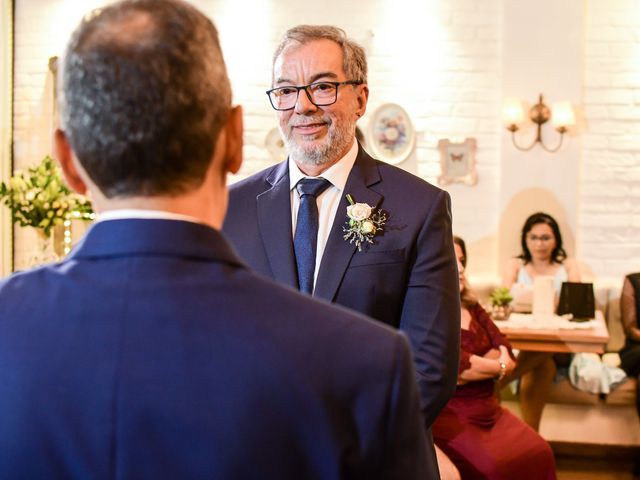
[[495, 310, 610, 354]]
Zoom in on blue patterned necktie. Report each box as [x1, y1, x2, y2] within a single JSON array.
[[294, 177, 332, 294]]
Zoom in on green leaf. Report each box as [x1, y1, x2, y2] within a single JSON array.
[[489, 287, 513, 306], [0, 154, 95, 234]]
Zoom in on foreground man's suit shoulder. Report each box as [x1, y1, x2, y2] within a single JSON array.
[[224, 146, 461, 427], [0, 219, 428, 479]]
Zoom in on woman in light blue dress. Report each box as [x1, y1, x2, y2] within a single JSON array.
[[502, 212, 581, 431]]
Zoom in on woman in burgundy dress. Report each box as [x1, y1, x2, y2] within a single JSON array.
[[432, 236, 556, 480]]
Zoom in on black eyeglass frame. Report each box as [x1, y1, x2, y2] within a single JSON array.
[[265, 80, 363, 111]]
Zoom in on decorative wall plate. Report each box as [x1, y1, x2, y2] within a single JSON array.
[[367, 103, 415, 165], [265, 127, 287, 162]]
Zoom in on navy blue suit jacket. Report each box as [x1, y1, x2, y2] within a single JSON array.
[[0, 219, 428, 479], [224, 146, 461, 429]]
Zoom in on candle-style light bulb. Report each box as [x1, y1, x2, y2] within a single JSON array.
[[551, 101, 575, 132], [503, 98, 525, 131]]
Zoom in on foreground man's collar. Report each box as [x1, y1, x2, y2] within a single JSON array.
[[97, 209, 205, 225]]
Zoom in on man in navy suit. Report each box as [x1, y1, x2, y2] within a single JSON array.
[[0, 2, 429, 478], [223, 25, 461, 477]]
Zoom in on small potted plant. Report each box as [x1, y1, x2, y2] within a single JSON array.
[[489, 287, 513, 321]]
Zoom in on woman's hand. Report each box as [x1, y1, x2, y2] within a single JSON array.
[[498, 345, 516, 378], [460, 346, 516, 383], [483, 348, 500, 360]]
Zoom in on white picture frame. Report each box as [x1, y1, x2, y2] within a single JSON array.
[[437, 138, 478, 186]]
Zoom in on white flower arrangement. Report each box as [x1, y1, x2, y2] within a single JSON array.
[[342, 194, 387, 251], [0, 155, 93, 236]]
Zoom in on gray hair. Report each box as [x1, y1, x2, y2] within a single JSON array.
[[272, 25, 367, 85], [59, 0, 232, 198]]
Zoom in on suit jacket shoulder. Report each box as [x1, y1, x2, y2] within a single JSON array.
[[0, 219, 428, 479]]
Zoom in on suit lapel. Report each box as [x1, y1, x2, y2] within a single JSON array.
[[314, 148, 382, 302], [257, 161, 298, 289]]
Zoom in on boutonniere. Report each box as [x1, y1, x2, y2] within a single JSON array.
[[342, 194, 387, 251]]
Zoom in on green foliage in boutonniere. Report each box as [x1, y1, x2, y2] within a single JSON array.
[[342, 194, 387, 251]]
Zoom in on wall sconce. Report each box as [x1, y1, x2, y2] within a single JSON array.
[[503, 94, 575, 152]]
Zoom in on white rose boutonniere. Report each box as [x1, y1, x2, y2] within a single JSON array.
[[343, 194, 387, 251], [346, 202, 372, 222]]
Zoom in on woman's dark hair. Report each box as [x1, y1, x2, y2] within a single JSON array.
[[453, 235, 477, 308], [518, 212, 567, 264], [453, 235, 467, 267]]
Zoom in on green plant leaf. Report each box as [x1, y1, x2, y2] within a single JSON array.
[[0, 155, 95, 236]]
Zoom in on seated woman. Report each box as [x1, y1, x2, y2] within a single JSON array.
[[501, 212, 581, 431], [433, 236, 556, 480], [503, 212, 580, 305], [619, 273, 640, 423]]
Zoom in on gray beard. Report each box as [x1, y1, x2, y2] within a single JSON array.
[[283, 117, 356, 167]]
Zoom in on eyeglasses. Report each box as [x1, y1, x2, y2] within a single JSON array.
[[266, 80, 362, 111], [527, 234, 554, 243]]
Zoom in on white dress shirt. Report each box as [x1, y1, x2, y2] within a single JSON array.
[[97, 209, 205, 224], [289, 140, 358, 290]]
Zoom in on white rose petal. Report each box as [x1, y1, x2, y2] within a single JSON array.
[[361, 221, 375, 234], [346, 202, 372, 221]]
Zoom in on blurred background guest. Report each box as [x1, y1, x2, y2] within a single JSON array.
[[503, 211, 581, 308], [619, 273, 640, 477], [433, 236, 556, 480], [501, 212, 581, 431], [620, 273, 640, 384]]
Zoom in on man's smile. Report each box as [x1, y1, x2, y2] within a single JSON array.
[[291, 120, 329, 136]]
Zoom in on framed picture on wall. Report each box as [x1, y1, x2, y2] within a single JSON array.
[[437, 138, 478, 186], [367, 103, 415, 165]]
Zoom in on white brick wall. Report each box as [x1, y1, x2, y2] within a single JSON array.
[[9, 0, 640, 287], [11, 0, 504, 272], [207, 0, 504, 274], [582, 0, 640, 286]]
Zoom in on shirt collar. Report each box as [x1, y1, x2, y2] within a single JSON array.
[[97, 208, 204, 225], [288, 139, 358, 192]]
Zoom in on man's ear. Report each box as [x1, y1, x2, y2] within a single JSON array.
[[356, 84, 369, 118], [223, 105, 243, 175], [53, 129, 88, 196]]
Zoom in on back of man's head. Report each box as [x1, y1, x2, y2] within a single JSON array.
[[59, 0, 231, 198]]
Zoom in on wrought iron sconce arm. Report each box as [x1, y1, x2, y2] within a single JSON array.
[[505, 93, 572, 152]]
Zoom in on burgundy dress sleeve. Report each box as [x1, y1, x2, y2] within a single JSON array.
[[458, 347, 472, 374], [458, 304, 493, 375], [471, 304, 516, 361]]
